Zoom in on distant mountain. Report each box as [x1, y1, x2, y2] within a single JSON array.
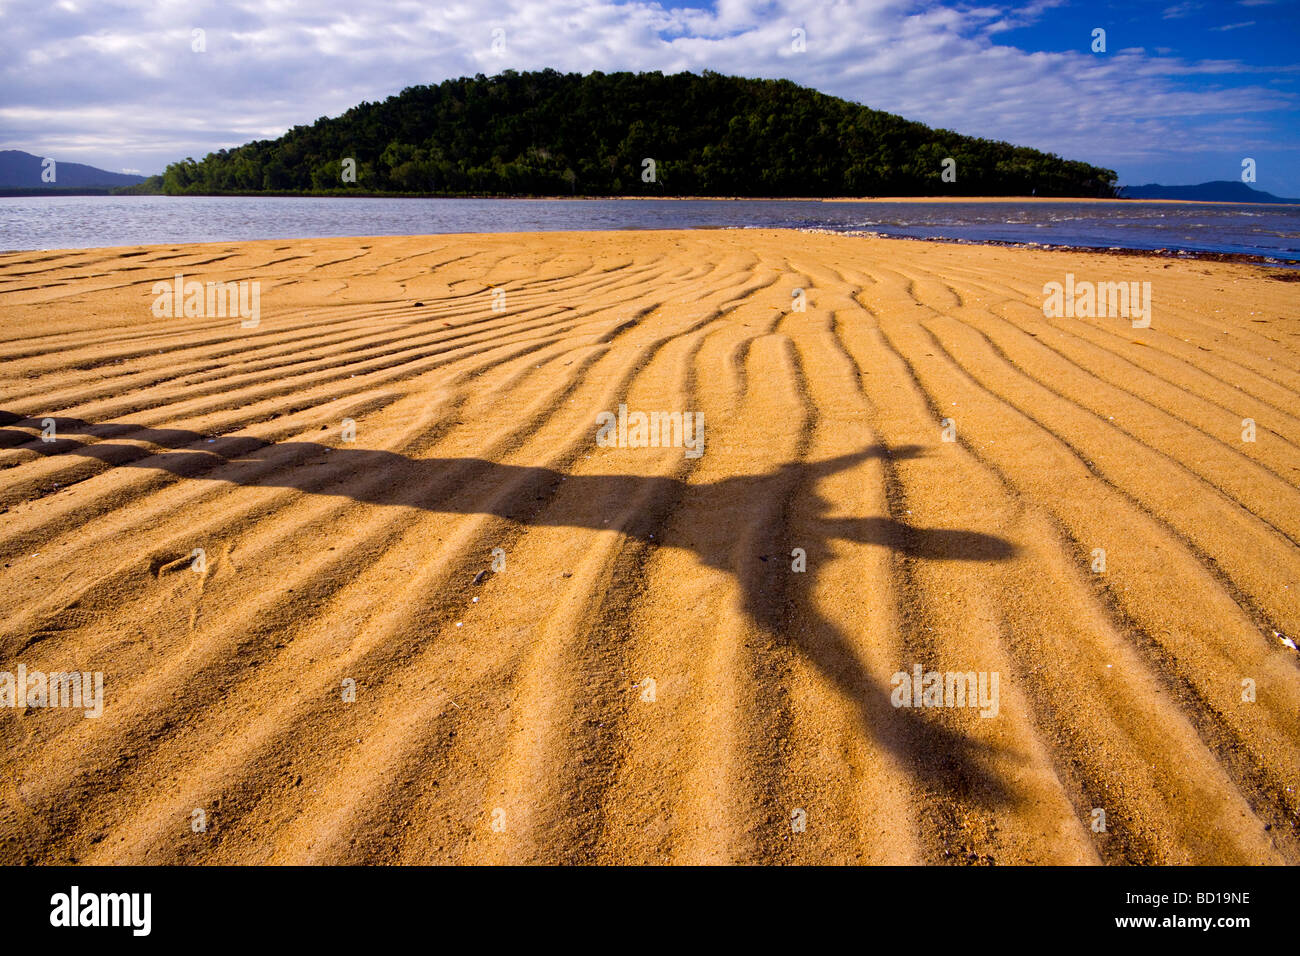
[[0, 150, 147, 189], [1119, 180, 1299, 204], [162, 69, 1118, 198]]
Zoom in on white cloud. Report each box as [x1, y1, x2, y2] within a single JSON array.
[[0, 0, 1292, 179]]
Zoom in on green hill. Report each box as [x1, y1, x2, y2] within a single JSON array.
[[162, 69, 1117, 198]]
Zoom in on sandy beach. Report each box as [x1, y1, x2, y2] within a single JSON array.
[[0, 229, 1297, 865]]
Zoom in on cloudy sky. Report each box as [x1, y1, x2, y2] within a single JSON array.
[[2, 0, 1298, 192]]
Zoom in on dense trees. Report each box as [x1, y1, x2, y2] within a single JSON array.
[[161, 70, 1117, 198]]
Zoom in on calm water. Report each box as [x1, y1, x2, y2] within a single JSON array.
[[2, 195, 1298, 262]]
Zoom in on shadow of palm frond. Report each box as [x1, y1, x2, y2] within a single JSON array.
[[3, 410, 1020, 807]]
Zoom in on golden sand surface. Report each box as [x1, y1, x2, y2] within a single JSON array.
[[0, 229, 1297, 864]]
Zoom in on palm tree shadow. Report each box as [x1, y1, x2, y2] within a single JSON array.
[[3, 410, 1019, 807], [683, 452, 1018, 809]]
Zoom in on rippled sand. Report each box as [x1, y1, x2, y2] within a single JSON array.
[[0, 230, 1297, 864]]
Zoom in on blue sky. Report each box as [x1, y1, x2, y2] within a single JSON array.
[[1, 0, 1297, 193]]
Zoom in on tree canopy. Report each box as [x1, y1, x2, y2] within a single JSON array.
[[161, 70, 1117, 198]]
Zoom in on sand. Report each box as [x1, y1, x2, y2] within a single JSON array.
[[0, 229, 1297, 865]]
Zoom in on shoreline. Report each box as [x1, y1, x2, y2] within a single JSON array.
[[4, 225, 1297, 268], [9, 192, 1295, 207], [790, 227, 1300, 269]]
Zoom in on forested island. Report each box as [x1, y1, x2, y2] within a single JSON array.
[[155, 70, 1117, 198]]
